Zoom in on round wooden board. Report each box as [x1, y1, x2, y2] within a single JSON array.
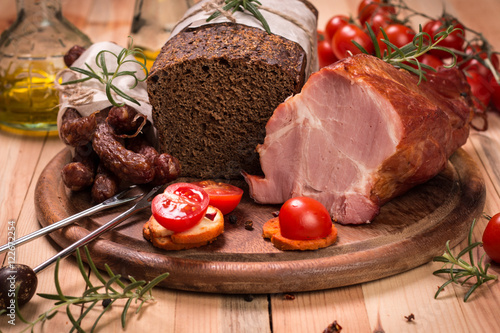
[[35, 148, 485, 294]]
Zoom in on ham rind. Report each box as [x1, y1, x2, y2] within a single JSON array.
[[243, 54, 474, 224]]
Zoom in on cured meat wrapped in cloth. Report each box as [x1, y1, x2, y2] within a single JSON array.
[[243, 54, 475, 225]]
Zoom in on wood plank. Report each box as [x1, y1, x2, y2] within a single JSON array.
[[270, 287, 371, 332], [0, 136, 88, 331]]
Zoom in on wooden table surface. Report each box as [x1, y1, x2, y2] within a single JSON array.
[[1, 0, 500, 332]]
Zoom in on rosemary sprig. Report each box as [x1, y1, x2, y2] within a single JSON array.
[[375, 0, 500, 83], [14, 246, 169, 332], [432, 219, 497, 302], [62, 37, 148, 107], [206, 0, 271, 34], [355, 23, 461, 84]]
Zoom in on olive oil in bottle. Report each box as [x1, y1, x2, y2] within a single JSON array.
[[0, 0, 91, 134]]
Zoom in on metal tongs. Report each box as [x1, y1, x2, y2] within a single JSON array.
[[32, 184, 163, 274], [0, 185, 142, 255]]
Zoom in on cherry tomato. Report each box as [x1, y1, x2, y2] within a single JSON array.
[[151, 183, 209, 232], [190, 180, 243, 215], [419, 54, 444, 69], [423, 16, 465, 58], [377, 24, 416, 55], [483, 213, 500, 263], [317, 30, 338, 68], [279, 197, 332, 241], [410, 54, 444, 70], [325, 15, 349, 43], [461, 44, 500, 80], [332, 23, 374, 59], [489, 76, 500, 111], [358, 0, 395, 27], [466, 70, 493, 111], [366, 9, 393, 36]]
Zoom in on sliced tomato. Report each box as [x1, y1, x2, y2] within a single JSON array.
[[151, 183, 210, 232], [279, 197, 332, 241], [191, 180, 243, 215]]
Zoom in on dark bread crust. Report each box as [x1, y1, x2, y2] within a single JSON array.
[[147, 23, 309, 179]]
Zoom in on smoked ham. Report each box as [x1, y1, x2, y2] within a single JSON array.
[[243, 54, 474, 224]]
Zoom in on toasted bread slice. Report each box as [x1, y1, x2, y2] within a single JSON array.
[[262, 217, 337, 251], [143, 206, 224, 250]]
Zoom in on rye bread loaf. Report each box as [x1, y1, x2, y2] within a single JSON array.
[[147, 0, 318, 179]]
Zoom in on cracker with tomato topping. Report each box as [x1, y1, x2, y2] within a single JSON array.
[[263, 217, 337, 251], [143, 205, 224, 250]]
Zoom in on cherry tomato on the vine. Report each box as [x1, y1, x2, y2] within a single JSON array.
[[317, 30, 338, 68], [466, 70, 493, 111], [279, 197, 332, 241], [482, 213, 500, 263], [325, 15, 349, 43], [377, 24, 416, 54], [332, 23, 373, 59], [422, 16, 466, 58], [151, 183, 210, 232], [461, 44, 500, 80], [365, 9, 393, 36], [190, 180, 243, 215], [358, 0, 395, 27], [409, 54, 444, 70], [489, 76, 500, 111], [418, 53, 444, 69]]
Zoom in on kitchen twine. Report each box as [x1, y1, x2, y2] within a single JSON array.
[[54, 68, 150, 107], [179, 0, 316, 75]]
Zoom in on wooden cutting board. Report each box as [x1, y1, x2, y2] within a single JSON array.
[[34, 148, 485, 294]]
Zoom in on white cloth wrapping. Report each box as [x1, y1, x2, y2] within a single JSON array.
[[56, 42, 153, 138], [170, 0, 319, 77]]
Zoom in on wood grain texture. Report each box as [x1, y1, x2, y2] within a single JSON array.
[[34, 147, 485, 294]]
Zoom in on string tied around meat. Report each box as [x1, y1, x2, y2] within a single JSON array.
[[201, 0, 236, 23], [54, 69, 150, 107]]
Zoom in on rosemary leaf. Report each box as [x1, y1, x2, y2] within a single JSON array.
[[122, 280, 147, 294], [54, 258, 68, 302], [69, 300, 97, 333], [206, 0, 271, 33], [82, 286, 105, 297], [122, 298, 134, 328], [90, 299, 117, 333], [105, 263, 127, 289], [62, 37, 149, 107], [104, 275, 124, 295], [433, 219, 498, 302], [76, 248, 94, 289], [66, 305, 84, 333], [139, 272, 170, 297], [84, 246, 108, 286]]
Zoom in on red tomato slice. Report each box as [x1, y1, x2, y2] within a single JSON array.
[[151, 183, 209, 232], [279, 197, 332, 241], [191, 180, 243, 215]]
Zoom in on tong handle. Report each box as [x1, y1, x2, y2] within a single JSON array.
[[0, 186, 140, 255], [33, 185, 163, 274]]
